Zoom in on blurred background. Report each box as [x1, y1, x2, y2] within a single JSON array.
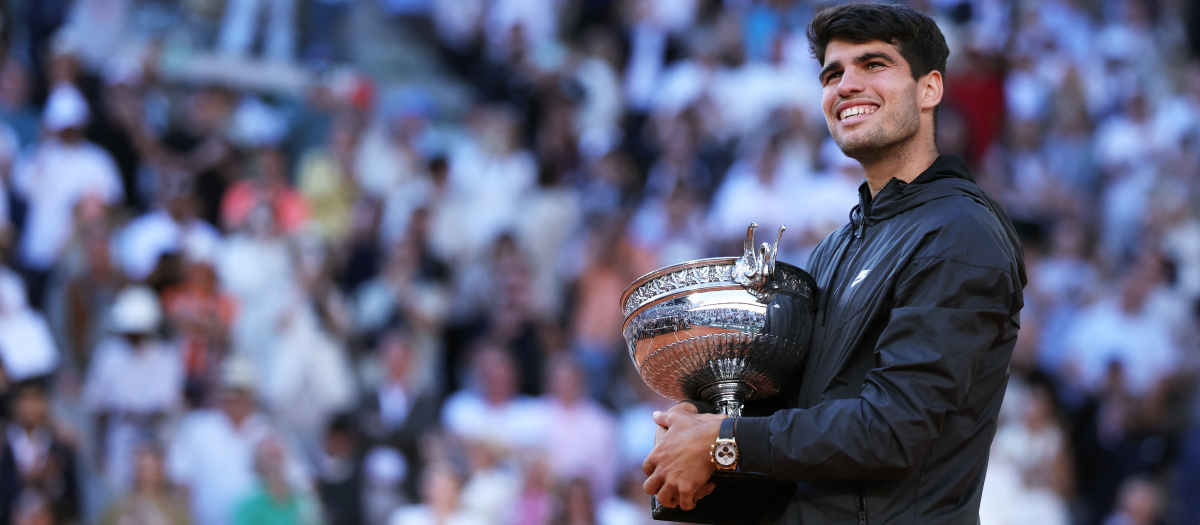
[[0, 0, 1196, 524]]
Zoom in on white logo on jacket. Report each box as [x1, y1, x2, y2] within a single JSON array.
[[851, 269, 871, 288]]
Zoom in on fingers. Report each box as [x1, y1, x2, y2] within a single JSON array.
[[642, 453, 656, 478], [668, 401, 700, 415], [643, 470, 665, 497], [656, 483, 680, 509], [696, 482, 717, 500], [652, 410, 671, 427], [678, 486, 698, 511]]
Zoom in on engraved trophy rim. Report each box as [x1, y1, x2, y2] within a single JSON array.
[[619, 257, 815, 321]]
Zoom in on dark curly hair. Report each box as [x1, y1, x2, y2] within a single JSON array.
[[807, 3, 950, 82]]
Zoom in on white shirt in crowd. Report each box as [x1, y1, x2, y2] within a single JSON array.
[[84, 336, 184, 489], [390, 506, 486, 525], [167, 410, 308, 525], [0, 267, 59, 381], [13, 137, 123, 270], [117, 209, 223, 280], [264, 305, 357, 440], [84, 337, 183, 414], [441, 391, 550, 450], [706, 159, 809, 243], [1064, 295, 1178, 397]]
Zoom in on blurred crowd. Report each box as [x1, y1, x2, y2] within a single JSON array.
[[0, 0, 1198, 524]]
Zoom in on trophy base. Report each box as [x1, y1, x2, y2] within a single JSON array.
[[650, 471, 795, 524]]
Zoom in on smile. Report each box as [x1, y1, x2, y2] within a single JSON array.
[[838, 104, 879, 121]]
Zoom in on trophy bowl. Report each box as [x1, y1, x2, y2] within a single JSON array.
[[620, 224, 817, 417]]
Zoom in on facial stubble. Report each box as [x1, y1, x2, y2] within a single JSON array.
[[830, 91, 922, 167]]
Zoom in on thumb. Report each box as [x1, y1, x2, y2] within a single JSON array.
[[652, 410, 671, 428]]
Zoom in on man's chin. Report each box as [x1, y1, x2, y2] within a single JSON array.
[[833, 136, 876, 161]]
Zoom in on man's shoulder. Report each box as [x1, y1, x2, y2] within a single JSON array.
[[902, 194, 1019, 273]]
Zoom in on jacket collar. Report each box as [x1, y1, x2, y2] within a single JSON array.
[[853, 154, 979, 225]]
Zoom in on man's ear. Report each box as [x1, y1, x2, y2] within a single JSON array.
[[920, 70, 943, 111]]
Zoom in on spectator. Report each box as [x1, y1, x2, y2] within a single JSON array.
[[511, 457, 553, 525], [359, 329, 441, 501], [1062, 252, 1179, 398], [116, 181, 221, 284], [388, 462, 484, 525], [552, 478, 596, 525], [981, 373, 1072, 525], [97, 443, 193, 525], [12, 83, 122, 308], [0, 380, 81, 525], [1103, 477, 1165, 525], [215, 204, 297, 374], [441, 344, 548, 451], [361, 446, 407, 525], [167, 357, 307, 525], [316, 414, 363, 525], [596, 470, 655, 525], [541, 356, 617, 502], [459, 438, 520, 525], [262, 235, 357, 447], [0, 59, 39, 148], [352, 237, 450, 386], [0, 262, 59, 383], [296, 117, 361, 243], [46, 195, 123, 373], [216, 0, 297, 62], [11, 489, 55, 525], [83, 286, 183, 491], [220, 147, 309, 235], [568, 221, 642, 401], [161, 241, 237, 406], [233, 437, 323, 525], [706, 133, 808, 247]]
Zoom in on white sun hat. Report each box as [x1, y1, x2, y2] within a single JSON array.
[[42, 83, 90, 132], [109, 286, 162, 335]]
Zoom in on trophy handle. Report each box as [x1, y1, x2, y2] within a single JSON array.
[[734, 223, 788, 302]]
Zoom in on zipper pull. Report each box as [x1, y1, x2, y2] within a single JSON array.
[[857, 493, 867, 525]]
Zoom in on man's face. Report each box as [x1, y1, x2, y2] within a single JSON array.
[[819, 39, 924, 161]]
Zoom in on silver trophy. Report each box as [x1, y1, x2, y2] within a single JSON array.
[[622, 224, 817, 523], [621, 223, 817, 418]]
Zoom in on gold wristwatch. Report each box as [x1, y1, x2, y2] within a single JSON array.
[[710, 417, 738, 471]]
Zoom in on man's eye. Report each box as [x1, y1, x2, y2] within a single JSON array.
[[866, 62, 883, 69], [825, 72, 842, 84]]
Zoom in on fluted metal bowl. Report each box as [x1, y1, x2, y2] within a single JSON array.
[[620, 227, 817, 415]]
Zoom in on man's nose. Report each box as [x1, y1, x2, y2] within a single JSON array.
[[836, 68, 866, 98]]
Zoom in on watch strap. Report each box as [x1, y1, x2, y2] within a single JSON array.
[[719, 417, 736, 441]]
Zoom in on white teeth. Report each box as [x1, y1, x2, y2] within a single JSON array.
[[839, 105, 877, 120]]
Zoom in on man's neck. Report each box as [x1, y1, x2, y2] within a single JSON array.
[[860, 140, 939, 197]]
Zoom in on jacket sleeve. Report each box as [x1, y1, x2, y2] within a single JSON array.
[[737, 255, 1017, 481]]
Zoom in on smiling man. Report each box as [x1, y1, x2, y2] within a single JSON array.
[[642, 4, 1027, 524]]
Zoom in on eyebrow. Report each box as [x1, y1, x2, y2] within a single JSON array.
[[819, 51, 899, 82]]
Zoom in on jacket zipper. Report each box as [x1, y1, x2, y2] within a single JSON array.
[[823, 178, 897, 326], [818, 230, 855, 328], [857, 490, 868, 525]]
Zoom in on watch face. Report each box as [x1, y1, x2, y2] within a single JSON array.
[[714, 442, 738, 467]]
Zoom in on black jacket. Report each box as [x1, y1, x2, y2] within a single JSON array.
[[738, 155, 1026, 525]]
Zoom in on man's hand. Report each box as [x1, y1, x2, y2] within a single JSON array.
[[643, 405, 724, 510]]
